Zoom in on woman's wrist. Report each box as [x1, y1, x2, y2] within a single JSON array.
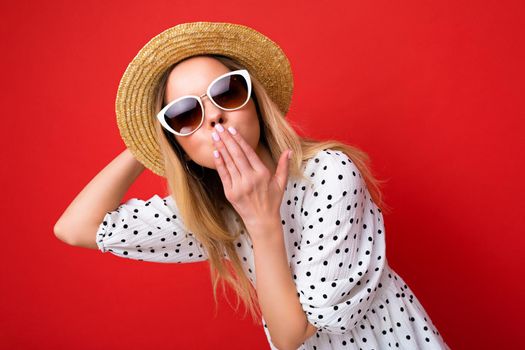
[[121, 148, 145, 177], [246, 216, 283, 245]]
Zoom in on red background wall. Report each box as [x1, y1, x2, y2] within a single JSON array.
[[1, 1, 523, 349]]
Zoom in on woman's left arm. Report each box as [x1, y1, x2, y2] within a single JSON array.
[[248, 219, 318, 350]]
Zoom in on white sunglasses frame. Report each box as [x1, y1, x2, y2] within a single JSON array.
[[156, 69, 252, 137]]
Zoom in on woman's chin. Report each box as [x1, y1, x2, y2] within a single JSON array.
[[204, 158, 217, 171]]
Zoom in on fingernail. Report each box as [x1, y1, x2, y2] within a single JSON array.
[[212, 132, 220, 141], [228, 126, 237, 135], [288, 150, 293, 159], [215, 124, 224, 132], [213, 150, 220, 158]]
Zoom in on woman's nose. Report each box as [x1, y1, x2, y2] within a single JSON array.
[[203, 98, 225, 128]]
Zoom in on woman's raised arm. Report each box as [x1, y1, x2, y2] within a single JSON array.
[[54, 148, 145, 249]]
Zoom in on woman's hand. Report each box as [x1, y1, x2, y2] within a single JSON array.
[[211, 124, 292, 233]]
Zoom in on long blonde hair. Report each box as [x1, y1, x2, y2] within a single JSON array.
[[151, 54, 391, 325]]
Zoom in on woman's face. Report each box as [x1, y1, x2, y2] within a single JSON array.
[[163, 56, 262, 170]]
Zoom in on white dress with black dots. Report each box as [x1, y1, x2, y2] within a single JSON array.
[[96, 149, 451, 350]]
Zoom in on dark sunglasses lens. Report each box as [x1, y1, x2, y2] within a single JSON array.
[[210, 74, 249, 109], [163, 98, 202, 135]]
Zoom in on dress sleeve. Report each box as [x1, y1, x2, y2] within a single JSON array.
[[96, 194, 209, 263], [292, 149, 387, 335]]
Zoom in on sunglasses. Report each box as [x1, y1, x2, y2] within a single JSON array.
[[157, 69, 252, 137]]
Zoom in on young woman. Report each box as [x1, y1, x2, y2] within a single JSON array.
[[55, 22, 451, 350]]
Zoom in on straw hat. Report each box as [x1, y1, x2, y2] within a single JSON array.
[[114, 21, 294, 177]]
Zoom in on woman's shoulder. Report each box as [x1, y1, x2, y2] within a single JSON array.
[[306, 148, 350, 161], [297, 148, 367, 202], [302, 148, 359, 178]]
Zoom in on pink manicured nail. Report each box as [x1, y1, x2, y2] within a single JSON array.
[[215, 124, 224, 132], [212, 132, 220, 141], [228, 126, 237, 135], [213, 150, 220, 158]]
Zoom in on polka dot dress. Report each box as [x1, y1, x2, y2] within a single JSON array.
[[96, 149, 451, 349]]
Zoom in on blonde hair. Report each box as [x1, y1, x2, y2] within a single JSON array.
[[151, 54, 391, 325]]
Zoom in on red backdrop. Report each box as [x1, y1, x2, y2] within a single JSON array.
[[1, 1, 524, 349]]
